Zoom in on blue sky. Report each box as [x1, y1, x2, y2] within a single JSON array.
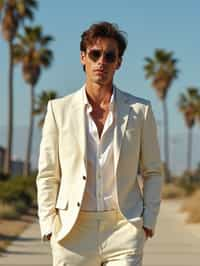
[[0, 0, 200, 174]]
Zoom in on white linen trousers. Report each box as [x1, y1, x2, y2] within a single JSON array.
[[50, 210, 147, 266]]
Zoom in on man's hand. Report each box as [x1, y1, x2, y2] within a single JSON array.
[[47, 233, 52, 240], [44, 233, 52, 241], [143, 226, 153, 239]]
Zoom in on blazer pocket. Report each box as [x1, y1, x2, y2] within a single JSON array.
[[126, 127, 136, 134], [125, 128, 137, 140], [128, 216, 143, 229], [55, 199, 69, 210]]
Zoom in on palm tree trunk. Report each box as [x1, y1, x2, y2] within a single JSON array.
[[162, 99, 171, 182], [187, 127, 192, 174], [23, 85, 35, 176], [3, 41, 14, 175]]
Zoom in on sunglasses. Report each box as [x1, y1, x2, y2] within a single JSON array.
[[87, 49, 117, 63]]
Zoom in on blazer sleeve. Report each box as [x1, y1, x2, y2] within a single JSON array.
[[36, 100, 60, 239], [140, 102, 163, 233]]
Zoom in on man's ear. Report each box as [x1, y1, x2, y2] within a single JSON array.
[[116, 57, 122, 70], [80, 51, 86, 65]]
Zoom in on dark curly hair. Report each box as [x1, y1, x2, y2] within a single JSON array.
[[80, 21, 127, 57]]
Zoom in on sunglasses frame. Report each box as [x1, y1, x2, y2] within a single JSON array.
[[87, 49, 118, 64]]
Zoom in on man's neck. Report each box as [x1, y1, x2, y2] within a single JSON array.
[[85, 82, 113, 107]]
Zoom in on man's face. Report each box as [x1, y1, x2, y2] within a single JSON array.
[[80, 37, 122, 86]]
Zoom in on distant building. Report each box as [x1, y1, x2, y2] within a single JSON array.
[[0, 146, 5, 171], [0, 146, 30, 176], [11, 160, 24, 176]]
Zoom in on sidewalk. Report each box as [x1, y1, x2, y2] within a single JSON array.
[[0, 200, 200, 266], [143, 200, 200, 266], [0, 219, 52, 265]]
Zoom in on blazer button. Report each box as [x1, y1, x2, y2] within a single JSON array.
[[83, 176, 86, 180], [77, 202, 80, 207]]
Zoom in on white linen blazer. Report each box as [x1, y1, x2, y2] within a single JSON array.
[[36, 85, 163, 242]]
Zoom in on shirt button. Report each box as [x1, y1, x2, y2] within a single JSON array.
[[77, 202, 80, 207], [83, 176, 86, 180]]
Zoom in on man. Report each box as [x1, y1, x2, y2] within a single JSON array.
[[36, 21, 163, 266]]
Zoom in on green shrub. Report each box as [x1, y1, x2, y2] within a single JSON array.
[[0, 181, 31, 205], [162, 183, 186, 199], [0, 175, 37, 207], [0, 174, 37, 219], [0, 202, 18, 219], [0, 171, 9, 181], [15, 200, 29, 214], [175, 177, 200, 195], [181, 190, 200, 223]]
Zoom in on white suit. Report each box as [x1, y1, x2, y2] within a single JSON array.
[[36, 85, 163, 244]]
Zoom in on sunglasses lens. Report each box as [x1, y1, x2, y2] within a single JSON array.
[[88, 49, 117, 63], [105, 51, 116, 63], [88, 50, 101, 62]]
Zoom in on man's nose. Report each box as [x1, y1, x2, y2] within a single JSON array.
[[97, 53, 107, 64]]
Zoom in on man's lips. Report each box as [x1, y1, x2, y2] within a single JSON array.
[[94, 69, 107, 74]]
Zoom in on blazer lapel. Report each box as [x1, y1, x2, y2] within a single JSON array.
[[69, 86, 131, 178], [71, 88, 87, 175], [114, 88, 131, 176]]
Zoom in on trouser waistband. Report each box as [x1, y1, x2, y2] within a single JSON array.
[[79, 209, 122, 220]]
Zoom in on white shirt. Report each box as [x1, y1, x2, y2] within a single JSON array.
[[81, 86, 119, 211]]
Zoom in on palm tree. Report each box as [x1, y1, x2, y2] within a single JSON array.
[[0, 0, 37, 175], [196, 93, 200, 124], [34, 90, 58, 128], [144, 49, 179, 183], [178, 88, 199, 175], [13, 25, 53, 176]]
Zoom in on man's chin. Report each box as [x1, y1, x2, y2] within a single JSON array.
[[92, 77, 110, 86]]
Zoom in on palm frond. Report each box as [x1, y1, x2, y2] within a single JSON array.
[[178, 87, 200, 126], [16, 25, 54, 86], [39, 48, 53, 67], [25, 0, 38, 9], [23, 7, 34, 20], [0, 0, 4, 11], [40, 35, 54, 45], [144, 48, 179, 97], [34, 89, 58, 128], [144, 57, 154, 64], [12, 42, 25, 63]]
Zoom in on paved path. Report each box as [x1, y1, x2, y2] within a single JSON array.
[[0, 219, 52, 265], [0, 200, 200, 266], [143, 200, 200, 266]]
